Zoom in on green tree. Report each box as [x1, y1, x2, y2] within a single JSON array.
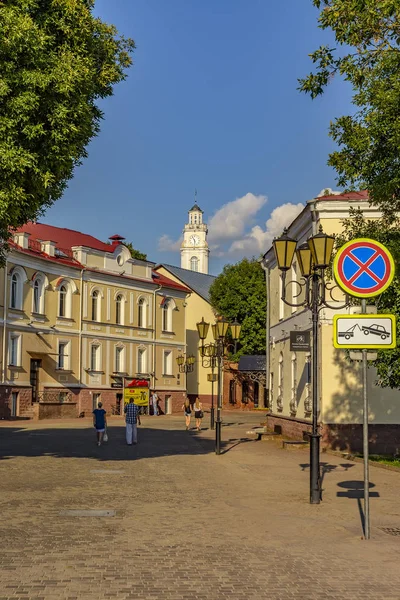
[[299, 1, 400, 215], [335, 209, 400, 388], [125, 242, 147, 261], [209, 258, 266, 358], [1, 1, 134, 262]]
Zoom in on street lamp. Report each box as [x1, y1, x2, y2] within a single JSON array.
[[196, 316, 241, 455], [176, 354, 195, 373], [273, 225, 347, 505]]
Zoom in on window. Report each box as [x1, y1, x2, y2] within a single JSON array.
[[33, 276, 45, 314], [10, 271, 24, 310], [9, 334, 21, 367], [138, 297, 147, 328], [116, 294, 124, 325], [279, 274, 284, 320], [137, 348, 147, 374], [277, 353, 284, 410], [291, 262, 297, 314], [90, 344, 100, 371], [58, 342, 69, 370], [162, 299, 174, 332], [291, 353, 297, 412], [163, 350, 172, 375], [59, 284, 68, 317], [190, 256, 199, 272], [242, 381, 249, 404], [92, 392, 101, 410], [92, 290, 99, 321], [115, 346, 124, 373]]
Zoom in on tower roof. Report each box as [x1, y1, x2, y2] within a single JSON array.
[[189, 202, 203, 213]]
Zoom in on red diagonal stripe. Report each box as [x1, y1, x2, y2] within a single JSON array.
[[347, 250, 382, 285]]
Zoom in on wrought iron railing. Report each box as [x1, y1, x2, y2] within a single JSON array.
[[37, 391, 73, 403]]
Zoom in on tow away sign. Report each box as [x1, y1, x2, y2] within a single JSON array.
[[333, 314, 396, 349]]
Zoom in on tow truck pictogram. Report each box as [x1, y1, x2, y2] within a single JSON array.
[[338, 323, 390, 341]]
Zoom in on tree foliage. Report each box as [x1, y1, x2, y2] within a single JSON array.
[[125, 242, 147, 261], [209, 258, 266, 358], [299, 1, 400, 215], [1, 0, 134, 261], [335, 209, 400, 388]]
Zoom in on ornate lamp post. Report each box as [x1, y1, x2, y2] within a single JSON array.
[[196, 317, 241, 455], [273, 225, 348, 504], [176, 354, 195, 373]]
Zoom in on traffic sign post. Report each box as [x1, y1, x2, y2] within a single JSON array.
[[333, 238, 396, 540], [333, 238, 395, 298]]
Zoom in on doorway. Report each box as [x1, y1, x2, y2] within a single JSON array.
[[30, 359, 41, 403], [92, 393, 101, 410], [10, 392, 18, 417], [254, 382, 259, 408], [165, 395, 172, 415], [229, 380, 236, 405]]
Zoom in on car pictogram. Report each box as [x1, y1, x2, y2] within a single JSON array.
[[362, 324, 390, 340]]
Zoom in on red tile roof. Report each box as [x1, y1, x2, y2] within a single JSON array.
[[16, 222, 113, 253], [317, 190, 368, 201]]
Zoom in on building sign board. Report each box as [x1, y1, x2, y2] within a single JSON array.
[[207, 373, 218, 382], [123, 378, 149, 406], [333, 314, 396, 349], [333, 239, 395, 298], [290, 330, 311, 352]]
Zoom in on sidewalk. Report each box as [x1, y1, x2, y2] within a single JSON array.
[[0, 413, 399, 599]]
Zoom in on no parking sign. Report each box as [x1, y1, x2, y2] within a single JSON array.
[[333, 238, 395, 298]]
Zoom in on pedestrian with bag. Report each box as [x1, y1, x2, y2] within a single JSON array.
[[194, 397, 204, 431], [182, 397, 192, 430], [124, 397, 141, 445], [92, 402, 107, 446], [151, 391, 159, 416]]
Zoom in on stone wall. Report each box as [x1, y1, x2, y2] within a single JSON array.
[[321, 423, 400, 455], [38, 403, 78, 420]]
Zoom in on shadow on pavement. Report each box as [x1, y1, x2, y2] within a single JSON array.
[[220, 437, 255, 454], [0, 424, 220, 462], [337, 480, 380, 536]]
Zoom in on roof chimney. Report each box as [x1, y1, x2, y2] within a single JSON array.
[[109, 234, 125, 248]]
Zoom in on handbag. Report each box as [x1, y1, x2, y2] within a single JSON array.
[[199, 410, 204, 419], [103, 431, 108, 442]]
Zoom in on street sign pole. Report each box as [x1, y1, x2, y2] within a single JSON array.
[[361, 299, 370, 540]]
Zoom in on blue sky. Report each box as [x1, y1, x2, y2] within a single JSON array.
[[43, 0, 352, 275]]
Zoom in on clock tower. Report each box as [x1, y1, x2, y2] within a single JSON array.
[[181, 201, 209, 274]]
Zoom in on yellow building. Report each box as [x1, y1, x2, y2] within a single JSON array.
[[263, 190, 400, 453], [0, 223, 190, 419], [155, 264, 216, 405]]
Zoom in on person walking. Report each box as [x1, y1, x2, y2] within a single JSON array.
[[194, 398, 203, 431], [92, 402, 107, 446], [151, 391, 159, 416], [182, 398, 192, 430], [124, 398, 141, 445]]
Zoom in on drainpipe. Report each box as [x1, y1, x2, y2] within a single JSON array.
[[309, 199, 318, 235], [152, 283, 162, 391], [260, 257, 270, 410], [2, 259, 8, 383], [78, 268, 86, 414]]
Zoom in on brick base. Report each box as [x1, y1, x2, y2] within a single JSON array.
[[0, 386, 32, 419], [322, 423, 400, 455], [266, 414, 312, 441]]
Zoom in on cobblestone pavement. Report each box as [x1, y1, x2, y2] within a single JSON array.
[[1, 412, 400, 599]]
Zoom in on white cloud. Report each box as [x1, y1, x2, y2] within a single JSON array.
[[208, 193, 267, 244], [158, 234, 182, 252], [229, 202, 304, 256]]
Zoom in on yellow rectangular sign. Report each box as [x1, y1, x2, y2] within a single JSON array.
[[333, 314, 396, 349], [124, 387, 149, 406]]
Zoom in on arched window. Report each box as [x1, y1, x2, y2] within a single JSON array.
[[190, 256, 199, 272], [91, 290, 100, 322], [32, 275, 46, 314], [9, 267, 26, 310], [10, 273, 20, 309], [115, 345, 125, 373], [116, 294, 124, 325], [162, 299, 174, 332], [138, 297, 147, 328], [59, 285, 67, 317]]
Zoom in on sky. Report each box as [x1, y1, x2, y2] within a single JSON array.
[[43, 0, 352, 275]]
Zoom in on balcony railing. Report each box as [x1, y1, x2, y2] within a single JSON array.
[[36, 391, 73, 403]]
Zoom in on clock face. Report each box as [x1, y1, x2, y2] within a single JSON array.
[[189, 235, 200, 246]]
